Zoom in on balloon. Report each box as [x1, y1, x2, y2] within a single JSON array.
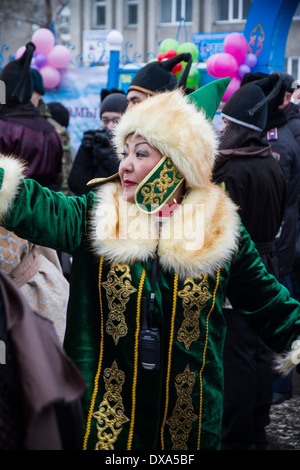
[[212, 53, 238, 78], [224, 33, 248, 65], [238, 64, 251, 79], [186, 65, 200, 89], [206, 54, 218, 76], [15, 45, 26, 59], [46, 45, 71, 69], [177, 42, 199, 62], [157, 52, 166, 62], [164, 49, 178, 59], [32, 28, 55, 55], [159, 38, 179, 53], [243, 53, 257, 68], [39, 65, 61, 88], [35, 53, 47, 68], [222, 75, 242, 102], [172, 62, 182, 74]]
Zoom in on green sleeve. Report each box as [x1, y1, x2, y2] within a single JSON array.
[[227, 225, 300, 353], [3, 178, 95, 254]]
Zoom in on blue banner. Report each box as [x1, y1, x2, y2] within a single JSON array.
[[43, 66, 108, 157]]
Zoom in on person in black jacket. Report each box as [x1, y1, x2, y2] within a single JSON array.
[[213, 75, 287, 450], [68, 89, 127, 195]]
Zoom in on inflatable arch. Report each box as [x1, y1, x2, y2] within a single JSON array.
[[243, 0, 299, 73]]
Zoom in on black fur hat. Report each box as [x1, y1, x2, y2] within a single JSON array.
[[222, 73, 284, 131], [0, 42, 36, 104], [127, 53, 192, 95]]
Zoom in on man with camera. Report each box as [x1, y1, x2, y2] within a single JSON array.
[[68, 89, 127, 195]]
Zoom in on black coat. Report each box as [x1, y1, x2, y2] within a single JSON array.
[[214, 144, 286, 278], [266, 112, 300, 277], [68, 127, 119, 195]]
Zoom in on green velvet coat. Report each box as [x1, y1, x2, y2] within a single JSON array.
[[3, 177, 300, 451]]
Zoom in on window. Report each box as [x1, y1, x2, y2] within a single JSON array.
[[126, 0, 138, 25], [287, 57, 300, 82], [160, 0, 192, 24], [94, 0, 106, 28], [216, 0, 251, 22]]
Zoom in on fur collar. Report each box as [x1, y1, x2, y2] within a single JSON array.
[[90, 181, 240, 280]]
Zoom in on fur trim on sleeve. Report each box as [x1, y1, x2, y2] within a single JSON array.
[[273, 338, 300, 376], [0, 155, 26, 218]]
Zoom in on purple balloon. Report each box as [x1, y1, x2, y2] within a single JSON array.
[[35, 53, 47, 68], [238, 64, 251, 79], [243, 53, 257, 68]]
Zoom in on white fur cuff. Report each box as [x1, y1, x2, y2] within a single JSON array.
[[273, 337, 300, 376], [0, 155, 26, 217]]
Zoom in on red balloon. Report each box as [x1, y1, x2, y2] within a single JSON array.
[[165, 49, 178, 59], [157, 52, 166, 62], [172, 62, 182, 74]]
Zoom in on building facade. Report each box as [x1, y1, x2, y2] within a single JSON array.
[[0, 0, 299, 77]]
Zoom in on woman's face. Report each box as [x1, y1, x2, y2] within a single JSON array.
[[119, 134, 162, 203]]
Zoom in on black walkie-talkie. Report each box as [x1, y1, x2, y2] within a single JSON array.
[[139, 256, 161, 371], [140, 297, 160, 370]]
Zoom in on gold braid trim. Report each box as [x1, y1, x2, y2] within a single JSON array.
[[160, 272, 178, 450], [197, 268, 220, 450], [83, 256, 105, 450], [127, 267, 146, 450]]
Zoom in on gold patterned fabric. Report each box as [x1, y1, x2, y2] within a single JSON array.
[[103, 264, 137, 345], [135, 156, 184, 214], [166, 365, 198, 450], [93, 361, 129, 450], [177, 275, 212, 350], [83, 259, 222, 451]]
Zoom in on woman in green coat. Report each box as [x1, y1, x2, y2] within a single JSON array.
[[0, 81, 300, 451]]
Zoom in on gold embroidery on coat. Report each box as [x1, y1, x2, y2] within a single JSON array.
[[166, 365, 197, 449], [103, 263, 137, 345], [177, 275, 212, 350], [140, 157, 183, 206], [93, 360, 129, 450]]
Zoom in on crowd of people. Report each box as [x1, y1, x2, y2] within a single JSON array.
[[1, 40, 300, 452]]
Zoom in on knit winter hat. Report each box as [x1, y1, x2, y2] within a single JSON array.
[[127, 53, 192, 96], [100, 92, 128, 117], [47, 102, 70, 128], [113, 77, 230, 213], [30, 68, 45, 95], [0, 42, 35, 104]]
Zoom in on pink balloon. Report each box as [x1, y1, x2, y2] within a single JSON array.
[[243, 53, 257, 68], [15, 45, 26, 59], [46, 45, 71, 69], [212, 52, 238, 78], [222, 75, 242, 103], [32, 28, 55, 55], [39, 65, 61, 88], [206, 54, 217, 76], [224, 33, 248, 66]]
